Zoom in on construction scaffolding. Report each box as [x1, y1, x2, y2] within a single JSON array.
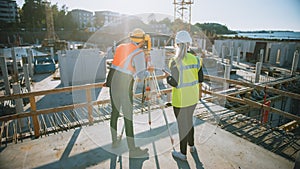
[[44, 1, 57, 41], [173, 0, 193, 31]]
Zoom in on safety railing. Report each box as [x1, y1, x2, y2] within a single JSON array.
[[1, 74, 299, 145], [0, 75, 171, 144]]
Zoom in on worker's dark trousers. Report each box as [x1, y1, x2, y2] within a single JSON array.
[[109, 85, 135, 149], [173, 104, 197, 155]]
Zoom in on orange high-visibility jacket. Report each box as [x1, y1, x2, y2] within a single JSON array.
[[111, 42, 143, 75]]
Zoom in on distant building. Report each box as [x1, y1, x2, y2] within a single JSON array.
[[150, 23, 171, 34], [0, 0, 18, 23], [69, 9, 93, 29], [94, 11, 121, 27]]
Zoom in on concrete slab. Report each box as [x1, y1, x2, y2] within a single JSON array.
[[0, 106, 293, 169]]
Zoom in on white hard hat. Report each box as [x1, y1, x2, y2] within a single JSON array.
[[175, 30, 192, 44]]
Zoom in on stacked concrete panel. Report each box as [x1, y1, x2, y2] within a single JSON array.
[[214, 39, 256, 60], [58, 49, 106, 87], [214, 39, 300, 70], [58, 49, 106, 103]]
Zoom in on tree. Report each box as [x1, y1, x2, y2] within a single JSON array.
[[52, 4, 76, 31], [19, 1, 77, 32], [159, 17, 172, 26], [194, 23, 236, 35], [20, 0, 46, 31]]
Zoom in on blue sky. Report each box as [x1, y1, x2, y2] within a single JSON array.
[[16, 0, 300, 31]]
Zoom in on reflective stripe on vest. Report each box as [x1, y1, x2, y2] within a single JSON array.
[[171, 53, 201, 107], [111, 46, 142, 75], [177, 56, 200, 88]]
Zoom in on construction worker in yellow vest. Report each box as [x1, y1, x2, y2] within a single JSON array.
[[166, 30, 203, 161], [105, 28, 149, 157]]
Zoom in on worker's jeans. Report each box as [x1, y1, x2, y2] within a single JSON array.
[[173, 104, 197, 155], [109, 72, 135, 149]]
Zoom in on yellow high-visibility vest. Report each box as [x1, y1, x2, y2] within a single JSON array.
[[169, 53, 201, 107]]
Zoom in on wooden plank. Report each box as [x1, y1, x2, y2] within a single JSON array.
[[13, 122, 17, 143], [29, 96, 40, 138], [0, 122, 5, 146], [204, 88, 253, 102], [279, 120, 299, 132], [0, 102, 88, 122], [230, 95, 282, 114], [0, 74, 167, 102], [244, 98, 300, 123], [205, 90, 300, 122], [204, 75, 300, 100], [86, 88, 94, 125], [0, 82, 105, 102], [135, 74, 167, 82], [204, 90, 245, 105], [93, 99, 110, 106]]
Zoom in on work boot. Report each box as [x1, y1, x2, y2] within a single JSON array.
[[172, 150, 187, 161], [129, 147, 149, 158]]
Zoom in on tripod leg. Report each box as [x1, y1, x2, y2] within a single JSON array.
[[151, 69, 175, 149], [162, 107, 175, 150], [119, 123, 125, 140], [148, 101, 151, 126]]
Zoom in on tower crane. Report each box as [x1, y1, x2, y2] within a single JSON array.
[[173, 0, 194, 31], [42, 0, 58, 47], [41, 0, 67, 55]]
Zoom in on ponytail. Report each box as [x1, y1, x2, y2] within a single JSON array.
[[175, 43, 188, 63]]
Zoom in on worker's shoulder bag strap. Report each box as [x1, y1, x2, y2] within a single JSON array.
[[167, 59, 179, 87], [105, 68, 116, 87]]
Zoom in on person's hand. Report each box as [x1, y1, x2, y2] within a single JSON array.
[[162, 69, 170, 77], [103, 82, 107, 87]]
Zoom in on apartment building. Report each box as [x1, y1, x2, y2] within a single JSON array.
[[69, 9, 93, 29], [0, 0, 18, 23], [94, 11, 121, 27]]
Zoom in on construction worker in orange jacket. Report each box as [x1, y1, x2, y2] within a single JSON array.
[[105, 28, 149, 157]]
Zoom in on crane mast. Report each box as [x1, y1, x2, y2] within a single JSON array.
[[44, 0, 57, 41], [173, 0, 194, 31]]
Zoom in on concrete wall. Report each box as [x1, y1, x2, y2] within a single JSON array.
[[214, 39, 300, 69], [58, 49, 106, 87], [214, 39, 256, 58], [58, 49, 106, 103], [149, 49, 166, 74], [268, 42, 299, 67]]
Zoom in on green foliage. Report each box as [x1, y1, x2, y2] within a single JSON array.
[[194, 22, 236, 35], [159, 17, 172, 25], [8, 0, 77, 32], [20, 0, 46, 31], [2, 1, 237, 44]]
